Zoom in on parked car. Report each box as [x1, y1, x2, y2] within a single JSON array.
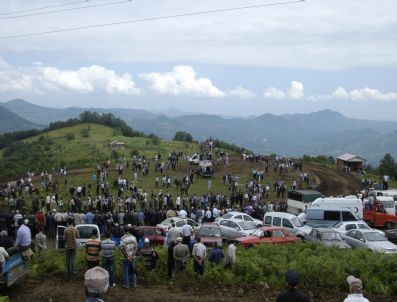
[[217, 211, 263, 228], [187, 154, 201, 165], [263, 212, 311, 239], [56, 224, 101, 249], [138, 226, 166, 245], [196, 223, 222, 248], [305, 227, 351, 248], [344, 229, 397, 254], [156, 217, 200, 231], [385, 229, 397, 244], [235, 226, 299, 248], [333, 221, 385, 237], [218, 219, 257, 241]]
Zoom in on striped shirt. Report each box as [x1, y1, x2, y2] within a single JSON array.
[[64, 226, 79, 250], [101, 238, 116, 258], [86, 238, 101, 262], [120, 234, 137, 259]]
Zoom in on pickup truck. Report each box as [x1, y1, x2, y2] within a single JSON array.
[[0, 253, 28, 287], [363, 202, 397, 229]]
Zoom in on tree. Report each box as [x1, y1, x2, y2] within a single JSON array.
[[379, 153, 397, 179], [174, 131, 193, 142]]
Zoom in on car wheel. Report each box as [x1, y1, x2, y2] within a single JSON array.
[[385, 221, 393, 230]]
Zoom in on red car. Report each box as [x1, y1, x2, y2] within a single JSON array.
[[235, 226, 299, 248], [138, 226, 166, 245], [196, 223, 223, 248]]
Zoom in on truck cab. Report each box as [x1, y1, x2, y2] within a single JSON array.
[[363, 202, 397, 229]]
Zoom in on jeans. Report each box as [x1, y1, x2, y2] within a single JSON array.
[[102, 256, 115, 285], [65, 248, 76, 274], [122, 258, 136, 288]]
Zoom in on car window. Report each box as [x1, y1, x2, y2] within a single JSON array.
[[252, 229, 263, 237], [188, 220, 198, 227], [229, 221, 239, 230], [220, 220, 229, 227], [334, 222, 343, 228], [176, 220, 186, 227], [273, 217, 281, 226], [358, 224, 370, 230], [355, 232, 365, 241], [324, 211, 340, 221], [234, 215, 243, 220], [143, 229, 154, 236], [321, 232, 342, 241], [345, 224, 357, 231], [309, 230, 318, 238], [243, 215, 254, 222], [342, 211, 357, 221], [154, 228, 163, 236], [347, 230, 356, 238], [77, 226, 96, 239], [222, 214, 233, 219], [264, 216, 272, 225], [364, 232, 387, 242], [273, 230, 284, 238], [282, 218, 293, 228]]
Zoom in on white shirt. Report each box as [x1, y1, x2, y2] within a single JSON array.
[[178, 209, 187, 218], [176, 196, 181, 206], [343, 293, 369, 302], [192, 242, 207, 259], [180, 224, 194, 237]]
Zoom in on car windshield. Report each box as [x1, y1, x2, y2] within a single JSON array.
[[321, 232, 342, 241], [77, 226, 96, 239], [222, 214, 233, 219], [238, 221, 255, 230], [291, 217, 304, 227], [199, 227, 221, 237], [252, 229, 264, 237], [364, 232, 387, 242], [358, 224, 371, 230]]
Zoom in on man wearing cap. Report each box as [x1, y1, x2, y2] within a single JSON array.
[[141, 238, 159, 270], [8, 218, 32, 256], [85, 266, 109, 302], [344, 275, 369, 302], [276, 269, 310, 302], [120, 226, 138, 289], [173, 237, 190, 276]]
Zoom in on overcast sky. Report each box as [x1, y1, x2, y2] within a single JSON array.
[[0, 0, 396, 120]]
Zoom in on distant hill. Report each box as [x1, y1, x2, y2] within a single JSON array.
[[3, 99, 397, 164], [0, 104, 42, 133]]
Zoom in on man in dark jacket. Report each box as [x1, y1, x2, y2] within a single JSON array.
[[276, 270, 310, 302]]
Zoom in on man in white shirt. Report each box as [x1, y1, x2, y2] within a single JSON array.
[[192, 237, 206, 278], [166, 221, 180, 246], [343, 275, 369, 302], [180, 223, 194, 245], [178, 209, 187, 219]]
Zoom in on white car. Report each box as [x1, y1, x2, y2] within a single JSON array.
[[56, 224, 100, 249], [156, 217, 200, 230], [333, 221, 385, 237], [216, 211, 263, 228], [187, 154, 200, 165]]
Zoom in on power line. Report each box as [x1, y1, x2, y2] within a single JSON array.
[[0, 0, 132, 20], [0, 0, 304, 39], [0, 0, 91, 16]]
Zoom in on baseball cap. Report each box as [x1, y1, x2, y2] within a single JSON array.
[[347, 275, 362, 290], [144, 238, 150, 244], [284, 270, 299, 286], [85, 267, 109, 294]]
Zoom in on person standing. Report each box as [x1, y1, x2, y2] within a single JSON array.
[[64, 218, 79, 277], [8, 218, 32, 256], [224, 241, 236, 269], [173, 237, 190, 276], [276, 270, 310, 302], [141, 238, 159, 270], [209, 243, 224, 265], [86, 229, 101, 269], [101, 232, 116, 288], [166, 221, 180, 246], [343, 275, 369, 302], [120, 226, 138, 289], [192, 237, 206, 278], [167, 240, 177, 279], [35, 227, 47, 257]]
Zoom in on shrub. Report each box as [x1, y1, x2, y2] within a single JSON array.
[[81, 128, 89, 138], [66, 133, 75, 140]]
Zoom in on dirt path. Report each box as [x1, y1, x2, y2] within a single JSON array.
[[4, 274, 395, 302]]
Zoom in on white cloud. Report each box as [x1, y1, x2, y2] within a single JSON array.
[[140, 65, 225, 97], [333, 87, 397, 102], [39, 65, 140, 95], [287, 81, 304, 99], [228, 86, 256, 99], [264, 87, 286, 99], [264, 81, 304, 100], [0, 58, 34, 92]]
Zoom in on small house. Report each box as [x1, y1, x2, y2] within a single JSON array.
[[110, 140, 125, 149], [336, 153, 366, 172]]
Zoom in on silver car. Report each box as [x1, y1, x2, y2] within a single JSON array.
[[216, 211, 263, 228], [344, 229, 397, 254], [218, 219, 257, 241], [156, 217, 200, 230], [306, 227, 351, 248], [333, 221, 385, 237]]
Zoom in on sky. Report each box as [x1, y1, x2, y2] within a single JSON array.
[[0, 0, 397, 120]]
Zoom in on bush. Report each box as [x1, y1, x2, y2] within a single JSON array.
[[66, 133, 75, 140], [81, 128, 89, 138]]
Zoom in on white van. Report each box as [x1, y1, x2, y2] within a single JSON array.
[[300, 207, 359, 227], [375, 196, 395, 214], [56, 224, 101, 249], [263, 212, 312, 239], [309, 197, 363, 219]]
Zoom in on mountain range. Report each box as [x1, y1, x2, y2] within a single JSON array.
[[2, 99, 397, 165]]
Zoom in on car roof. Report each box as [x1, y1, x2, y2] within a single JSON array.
[[313, 227, 338, 233], [258, 226, 285, 231], [264, 212, 297, 218], [200, 223, 219, 228], [226, 211, 247, 215]]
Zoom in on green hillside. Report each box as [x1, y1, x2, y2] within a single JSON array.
[[0, 123, 198, 181]]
